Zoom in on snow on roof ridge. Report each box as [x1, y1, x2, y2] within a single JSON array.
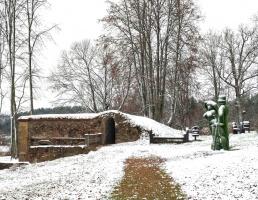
[[18, 110, 121, 120], [18, 110, 182, 137]]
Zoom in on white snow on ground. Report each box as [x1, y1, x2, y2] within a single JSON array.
[[0, 146, 9, 153], [0, 132, 257, 199]]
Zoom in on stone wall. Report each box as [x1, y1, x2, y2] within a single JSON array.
[[26, 146, 88, 163], [28, 118, 101, 139], [18, 111, 142, 163]]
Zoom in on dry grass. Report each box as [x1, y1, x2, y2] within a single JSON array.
[[112, 157, 186, 199]]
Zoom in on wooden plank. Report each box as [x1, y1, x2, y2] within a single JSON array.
[[153, 137, 184, 140]]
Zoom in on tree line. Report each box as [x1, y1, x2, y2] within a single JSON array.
[[2, 94, 258, 136], [49, 0, 258, 127], [1, 0, 258, 158], [0, 106, 86, 135], [49, 0, 202, 127]]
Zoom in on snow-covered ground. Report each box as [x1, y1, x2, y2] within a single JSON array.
[[0, 132, 257, 199], [0, 146, 9, 153]]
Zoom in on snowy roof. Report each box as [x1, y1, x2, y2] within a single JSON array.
[[18, 110, 183, 137], [18, 112, 100, 120]]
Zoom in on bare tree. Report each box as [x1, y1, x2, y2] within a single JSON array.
[[50, 38, 133, 113], [95, 36, 133, 111], [165, 0, 202, 127], [49, 40, 97, 111], [2, 0, 24, 158], [0, 0, 58, 158], [200, 22, 258, 125], [0, 18, 7, 113], [102, 0, 202, 123], [218, 25, 258, 123], [24, 0, 58, 115], [199, 30, 225, 101]]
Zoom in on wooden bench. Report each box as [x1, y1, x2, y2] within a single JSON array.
[[149, 130, 189, 144]]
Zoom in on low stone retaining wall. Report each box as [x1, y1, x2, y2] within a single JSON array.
[[18, 111, 142, 163], [0, 162, 29, 170], [20, 145, 89, 163]]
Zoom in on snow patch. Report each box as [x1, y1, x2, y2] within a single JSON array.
[[0, 133, 257, 199]]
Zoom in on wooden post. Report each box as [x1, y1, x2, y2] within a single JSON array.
[[184, 128, 189, 142], [84, 134, 90, 148], [149, 130, 154, 143], [18, 121, 29, 162]]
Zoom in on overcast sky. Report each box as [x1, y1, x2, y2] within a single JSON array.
[[199, 0, 258, 30], [3, 0, 258, 113]]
